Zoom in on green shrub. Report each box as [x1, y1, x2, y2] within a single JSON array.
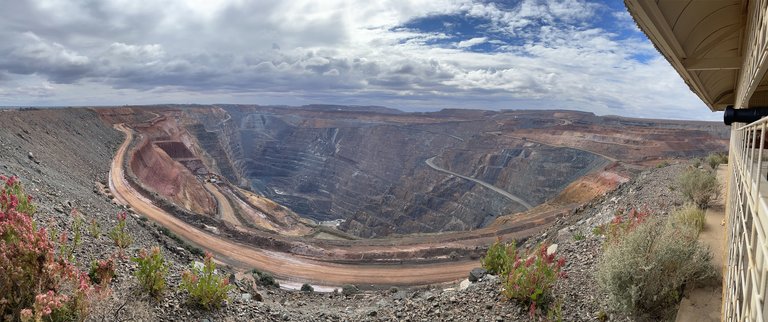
[[481, 239, 515, 276], [181, 253, 233, 310], [301, 283, 314, 293], [109, 212, 133, 252], [672, 204, 706, 234], [597, 216, 714, 318], [88, 218, 101, 238], [502, 243, 566, 317], [678, 168, 720, 209], [253, 271, 279, 288], [60, 208, 85, 262], [132, 247, 168, 298], [189, 247, 205, 257], [573, 232, 585, 241], [706, 153, 728, 169], [656, 161, 669, 168], [89, 257, 116, 288]]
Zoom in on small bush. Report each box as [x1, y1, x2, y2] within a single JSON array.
[[603, 208, 649, 243], [341, 284, 359, 296], [573, 232, 585, 241], [88, 218, 101, 238], [502, 243, 566, 317], [706, 152, 728, 169], [300, 283, 314, 293], [61, 208, 85, 262], [109, 212, 133, 252], [254, 271, 279, 288], [181, 253, 233, 310], [481, 239, 515, 276], [597, 216, 714, 317], [672, 204, 706, 234], [0, 176, 93, 321], [132, 247, 168, 298], [692, 159, 701, 168], [678, 168, 720, 209], [656, 161, 669, 168], [189, 247, 205, 257], [89, 257, 116, 288]]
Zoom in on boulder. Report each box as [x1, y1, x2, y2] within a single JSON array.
[[469, 267, 487, 282], [546, 244, 558, 256], [203, 224, 220, 235], [459, 279, 471, 290]]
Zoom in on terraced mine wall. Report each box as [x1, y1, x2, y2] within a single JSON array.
[[189, 107, 610, 237]]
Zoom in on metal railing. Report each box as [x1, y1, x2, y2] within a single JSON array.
[[724, 117, 768, 321], [735, 0, 768, 108]]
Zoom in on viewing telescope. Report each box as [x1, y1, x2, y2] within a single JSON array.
[[724, 106, 768, 125]]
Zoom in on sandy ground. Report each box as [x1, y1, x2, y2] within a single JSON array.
[[110, 124, 480, 286], [675, 165, 727, 322]]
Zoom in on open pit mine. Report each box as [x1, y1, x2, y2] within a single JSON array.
[[93, 105, 729, 287]]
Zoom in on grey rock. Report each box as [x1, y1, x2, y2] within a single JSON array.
[[469, 267, 487, 283]]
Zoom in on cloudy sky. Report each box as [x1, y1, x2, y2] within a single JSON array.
[[0, 0, 721, 120]]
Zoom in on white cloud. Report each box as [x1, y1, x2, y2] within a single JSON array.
[[457, 37, 488, 48], [0, 0, 716, 120]]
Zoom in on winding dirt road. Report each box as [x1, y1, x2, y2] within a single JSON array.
[[109, 124, 478, 286], [203, 182, 239, 226], [426, 156, 534, 210]]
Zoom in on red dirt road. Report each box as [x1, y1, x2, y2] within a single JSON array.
[[109, 124, 478, 286]]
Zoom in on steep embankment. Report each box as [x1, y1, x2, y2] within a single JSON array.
[[127, 114, 216, 216]]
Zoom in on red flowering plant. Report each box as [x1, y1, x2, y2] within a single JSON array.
[[0, 175, 94, 321], [603, 208, 649, 243], [502, 243, 567, 318], [89, 257, 117, 291]]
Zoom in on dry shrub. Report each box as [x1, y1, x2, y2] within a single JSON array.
[[597, 216, 714, 318], [706, 153, 728, 169], [672, 204, 706, 234], [678, 168, 719, 209]]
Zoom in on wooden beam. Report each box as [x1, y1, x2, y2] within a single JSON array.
[[683, 57, 743, 70]]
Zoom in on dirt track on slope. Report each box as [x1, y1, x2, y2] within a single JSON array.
[[109, 124, 478, 286], [426, 156, 534, 210], [204, 182, 239, 226]]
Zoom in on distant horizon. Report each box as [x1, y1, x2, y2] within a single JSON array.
[[0, 103, 724, 123]]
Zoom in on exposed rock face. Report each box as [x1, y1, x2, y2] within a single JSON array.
[[128, 115, 216, 216], [183, 106, 728, 238]]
